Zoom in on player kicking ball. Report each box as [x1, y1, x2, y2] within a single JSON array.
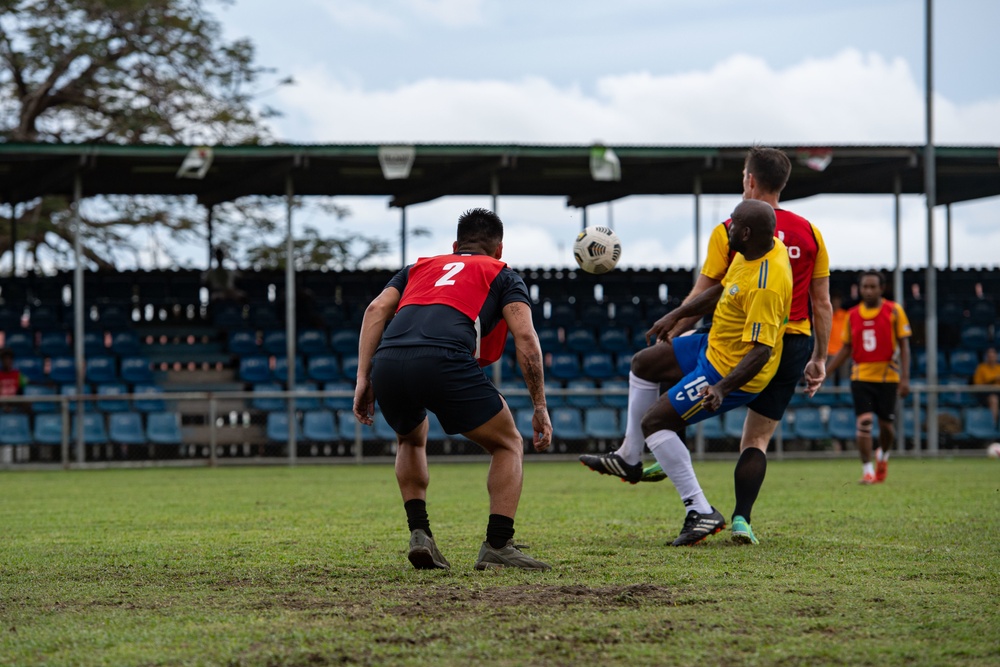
[[581, 200, 793, 545]]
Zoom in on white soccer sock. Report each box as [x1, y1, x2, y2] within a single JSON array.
[[863, 462, 875, 476], [646, 429, 713, 515], [875, 447, 883, 462], [612, 371, 661, 466]]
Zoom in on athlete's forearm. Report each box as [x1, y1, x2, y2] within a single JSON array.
[[356, 289, 398, 381], [715, 344, 771, 396], [898, 339, 911, 383], [515, 341, 547, 409], [826, 345, 851, 374], [809, 278, 833, 362]]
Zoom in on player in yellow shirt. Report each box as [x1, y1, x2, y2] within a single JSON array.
[[971, 346, 999, 428], [586, 199, 793, 546]]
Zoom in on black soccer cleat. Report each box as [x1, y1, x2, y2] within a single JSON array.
[[670, 507, 726, 546], [579, 452, 643, 485]]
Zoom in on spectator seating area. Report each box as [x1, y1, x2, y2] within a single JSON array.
[[1, 266, 998, 460]]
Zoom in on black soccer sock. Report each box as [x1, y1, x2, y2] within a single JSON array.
[[404, 498, 431, 537], [732, 447, 767, 523], [486, 514, 515, 549]]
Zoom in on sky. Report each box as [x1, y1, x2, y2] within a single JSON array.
[[211, 0, 1000, 272]]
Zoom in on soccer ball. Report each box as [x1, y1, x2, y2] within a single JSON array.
[[573, 225, 622, 274], [987, 442, 1000, 459]]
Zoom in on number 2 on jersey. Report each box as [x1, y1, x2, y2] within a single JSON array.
[[434, 262, 466, 287]]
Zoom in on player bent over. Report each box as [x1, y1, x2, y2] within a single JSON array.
[[354, 208, 553, 570], [581, 200, 793, 545]]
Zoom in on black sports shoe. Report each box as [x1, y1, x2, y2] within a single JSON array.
[[408, 529, 451, 570], [670, 507, 726, 546], [579, 452, 643, 484]]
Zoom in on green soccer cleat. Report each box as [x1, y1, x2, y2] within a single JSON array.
[[731, 515, 759, 545], [640, 461, 668, 482], [474, 540, 551, 571]]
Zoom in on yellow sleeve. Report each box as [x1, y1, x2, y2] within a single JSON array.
[[973, 365, 986, 384], [811, 224, 831, 279], [701, 223, 732, 281], [894, 303, 912, 339], [743, 288, 785, 348]]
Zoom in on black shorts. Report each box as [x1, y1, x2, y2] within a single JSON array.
[[371, 346, 504, 436], [746, 333, 814, 421], [850, 381, 899, 422]]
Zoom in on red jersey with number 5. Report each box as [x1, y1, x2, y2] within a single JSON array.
[[844, 299, 911, 383]]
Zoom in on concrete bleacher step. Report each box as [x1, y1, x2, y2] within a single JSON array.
[[182, 424, 268, 446], [144, 342, 231, 366], [163, 368, 238, 386]]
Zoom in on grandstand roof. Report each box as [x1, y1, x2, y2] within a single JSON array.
[[1, 142, 998, 208]]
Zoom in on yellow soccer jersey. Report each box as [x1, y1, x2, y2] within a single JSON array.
[[701, 216, 830, 337], [706, 238, 793, 394]]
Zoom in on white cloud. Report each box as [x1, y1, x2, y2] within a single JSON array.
[[273, 49, 1000, 144]]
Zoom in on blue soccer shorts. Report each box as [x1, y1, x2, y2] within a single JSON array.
[[667, 333, 759, 426]]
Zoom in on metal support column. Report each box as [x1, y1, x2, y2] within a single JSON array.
[[72, 172, 85, 464], [924, 0, 939, 454], [693, 174, 702, 285], [400, 206, 407, 269], [285, 174, 298, 463], [893, 174, 905, 454]]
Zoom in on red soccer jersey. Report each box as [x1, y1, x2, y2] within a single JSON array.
[[0, 369, 21, 396], [397, 254, 509, 366], [845, 299, 911, 383]]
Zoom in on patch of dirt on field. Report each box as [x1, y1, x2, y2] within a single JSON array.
[[386, 583, 675, 618]]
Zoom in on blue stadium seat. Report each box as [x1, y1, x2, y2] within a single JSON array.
[[99, 304, 131, 328], [548, 352, 581, 381], [829, 407, 859, 441], [549, 303, 577, 327], [82, 331, 106, 356], [13, 355, 45, 383], [250, 304, 280, 329], [964, 407, 1000, 441], [940, 378, 977, 408], [251, 383, 285, 412], [273, 355, 305, 383], [0, 414, 32, 445], [330, 330, 360, 355], [266, 411, 302, 442], [60, 383, 92, 413], [551, 407, 585, 440], [297, 329, 328, 356], [598, 327, 631, 353], [337, 409, 375, 442], [500, 381, 532, 410], [4, 331, 35, 357], [49, 356, 76, 384], [582, 352, 615, 380], [24, 384, 57, 413], [612, 302, 642, 328], [969, 299, 996, 325], [960, 326, 990, 352], [323, 381, 355, 412], [374, 411, 398, 441], [109, 412, 146, 445], [85, 355, 117, 384], [238, 355, 271, 383], [303, 410, 337, 442], [698, 415, 726, 440], [120, 356, 153, 385], [0, 305, 22, 330], [28, 305, 60, 330], [320, 304, 346, 329], [132, 384, 167, 413], [292, 382, 322, 411], [793, 407, 829, 440], [579, 303, 609, 328], [600, 379, 629, 409], [515, 409, 535, 440], [615, 353, 633, 379], [111, 330, 142, 356], [227, 330, 259, 356], [307, 354, 341, 383], [565, 327, 598, 353], [723, 407, 748, 440], [262, 330, 288, 355], [33, 413, 65, 446], [807, 377, 841, 406], [340, 356, 360, 381], [948, 349, 979, 377], [96, 383, 130, 413], [584, 407, 621, 439], [146, 411, 182, 445], [913, 350, 947, 378], [38, 331, 71, 357], [72, 413, 108, 445], [566, 379, 600, 409], [536, 327, 562, 353], [211, 302, 245, 329]]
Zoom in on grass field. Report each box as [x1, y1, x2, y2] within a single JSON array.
[[1, 458, 997, 666]]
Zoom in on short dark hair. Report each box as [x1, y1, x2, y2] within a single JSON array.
[[456, 208, 503, 251], [0, 348, 12, 360], [745, 146, 792, 194], [859, 270, 885, 287]]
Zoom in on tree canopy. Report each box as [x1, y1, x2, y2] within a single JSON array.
[[0, 0, 387, 275]]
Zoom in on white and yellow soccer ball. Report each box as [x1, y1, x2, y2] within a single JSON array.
[[573, 225, 622, 274]]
